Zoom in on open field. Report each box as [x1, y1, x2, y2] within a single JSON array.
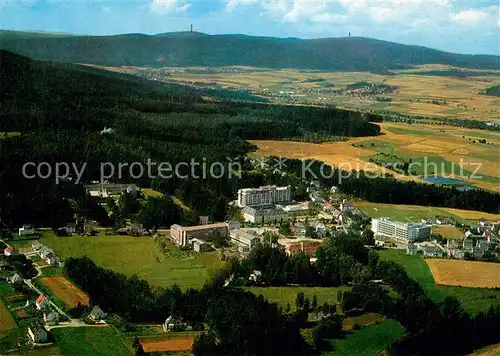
[[41, 232, 224, 289], [0, 296, 17, 333], [52, 326, 131, 355], [377, 249, 500, 314], [123, 64, 500, 122], [250, 121, 500, 192], [433, 225, 465, 240], [353, 202, 500, 224], [243, 286, 350, 311], [426, 259, 500, 288], [326, 319, 405, 356], [140, 337, 195, 353], [39, 276, 89, 308], [342, 313, 386, 331]]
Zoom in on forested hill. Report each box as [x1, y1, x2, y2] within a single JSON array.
[[0, 30, 498, 71], [0, 50, 383, 227]]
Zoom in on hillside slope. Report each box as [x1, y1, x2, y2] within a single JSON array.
[[0, 31, 498, 71]]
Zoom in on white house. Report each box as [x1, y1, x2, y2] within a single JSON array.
[[249, 270, 262, 283], [36, 294, 50, 311], [163, 315, 191, 332], [89, 306, 106, 321], [28, 320, 48, 343], [8, 273, 23, 284], [45, 252, 60, 266], [19, 224, 36, 236], [43, 310, 59, 326], [39, 246, 53, 260]]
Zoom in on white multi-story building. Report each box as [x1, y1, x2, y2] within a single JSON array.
[[371, 218, 431, 243], [237, 186, 291, 207]]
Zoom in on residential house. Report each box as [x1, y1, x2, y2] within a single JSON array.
[[8, 273, 23, 284], [191, 238, 212, 252], [28, 320, 48, 343], [45, 252, 60, 266], [31, 241, 43, 251], [162, 315, 192, 332], [249, 270, 262, 283], [463, 238, 475, 254], [4, 246, 15, 256], [19, 224, 36, 236], [423, 245, 443, 258], [89, 306, 106, 321], [36, 294, 50, 311], [39, 246, 53, 260], [66, 223, 76, 234], [446, 239, 459, 250], [436, 217, 452, 225], [43, 311, 59, 326], [406, 244, 418, 255]]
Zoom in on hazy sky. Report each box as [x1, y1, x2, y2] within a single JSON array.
[[1, 0, 499, 55]]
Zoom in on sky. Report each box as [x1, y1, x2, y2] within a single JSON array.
[[0, 0, 499, 55]]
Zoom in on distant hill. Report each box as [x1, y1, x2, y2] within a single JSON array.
[[0, 30, 498, 71]]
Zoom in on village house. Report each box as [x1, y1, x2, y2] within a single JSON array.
[[463, 238, 475, 254], [28, 320, 48, 343], [36, 294, 50, 311], [406, 243, 418, 255], [163, 315, 192, 332], [8, 272, 23, 284], [423, 245, 444, 258], [4, 246, 16, 256], [43, 310, 59, 326], [249, 270, 262, 283], [39, 246, 53, 260], [89, 306, 107, 321], [45, 252, 60, 266], [19, 224, 36, 236], [31, 241, 43, 251]]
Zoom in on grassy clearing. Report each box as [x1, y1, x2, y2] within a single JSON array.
[[52, 327, 132, 356], [433, 225, 466, 240], [342, 313, 386, 331], [41, 232, 224, 289], [243, 286, 350, 310], [326, 319, 405, 356], [354, 202, 500, 224], [377, 249, 500, 314], [0, 295, 17, 333]]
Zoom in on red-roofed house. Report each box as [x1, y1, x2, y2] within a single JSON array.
[[4, 246, 16, 256], [36, 294, 49, 311]]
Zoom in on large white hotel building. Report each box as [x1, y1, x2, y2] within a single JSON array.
[[237, 186, 291, 208], [371, 218, 431, 243]]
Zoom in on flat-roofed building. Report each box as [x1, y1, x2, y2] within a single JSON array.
[[237, 186, 291, 207], [276, 202, 310, 217], [371, 218, 431, 243], [170, 223, 229, 247], [230, 229, 264, 250], [242, 206, 288, 223]]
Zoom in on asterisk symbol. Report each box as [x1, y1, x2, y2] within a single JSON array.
[[274, 157, 287, 172], [252, 156, 269, 170]]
